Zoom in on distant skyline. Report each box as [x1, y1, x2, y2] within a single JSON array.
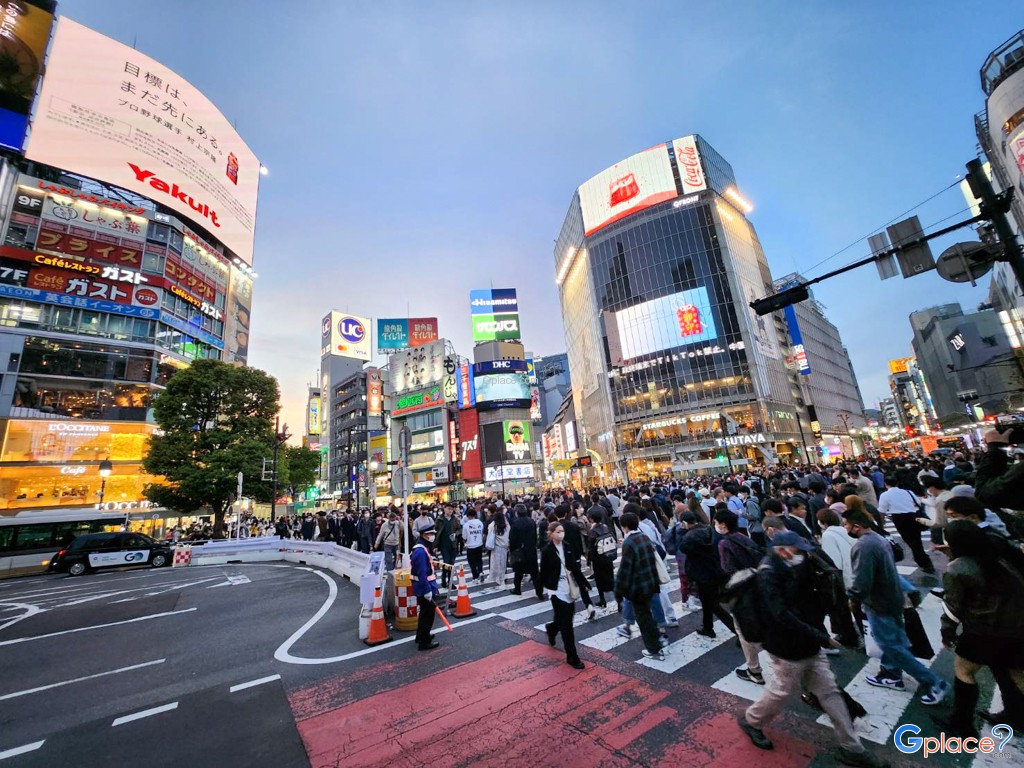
[[57, 1, 1017, 433]]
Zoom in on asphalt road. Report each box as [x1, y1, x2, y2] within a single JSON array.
[[1, 554, 1020, 768]]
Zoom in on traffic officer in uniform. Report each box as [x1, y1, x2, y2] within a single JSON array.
[[411, 523, 440, 650]]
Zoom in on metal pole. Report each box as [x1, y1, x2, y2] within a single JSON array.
[[99, 478, 106, 506], [718, 413, 734, 474], [966, 158, 1024, 291], [236, 472, 243, 540], [271, 416, 280, 523]]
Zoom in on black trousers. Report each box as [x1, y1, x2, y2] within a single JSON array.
[[416, 595, 436, 647], [513, 555, 542, 597], [696, 581, 735, 634], [632, 596, 662, 654], [466, 547, 484, 579], [590, 559, 614, 599], [891, 513, 934, 571], [545, 596, 580, 663]]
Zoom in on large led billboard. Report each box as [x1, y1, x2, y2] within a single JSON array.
[[671, 135, 708, 195], [578, 144, 677, 237], [390, 339, 445, 395], [612, 287, 718, 361], [0, 1, 55, 151], [474, 370, 531, 409], [470, 288, 521, 342], [25, 18, 261, 265], [457, 409, 482, 483], [321, 311, 371, 360], [377, 317, 438, 350]]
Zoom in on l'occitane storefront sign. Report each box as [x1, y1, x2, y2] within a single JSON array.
[[1, 420, 159, 463]]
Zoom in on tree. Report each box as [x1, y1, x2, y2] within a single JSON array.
[[282, 445, 321, 494], [143, 359, 279, 537]]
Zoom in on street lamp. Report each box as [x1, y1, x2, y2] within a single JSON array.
[[98, 458, 113, 506]]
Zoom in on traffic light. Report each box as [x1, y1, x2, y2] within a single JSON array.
[[717, 453, 727, 464], [750, 284, 810, 316]]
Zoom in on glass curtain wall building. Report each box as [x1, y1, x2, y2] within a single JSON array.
[[554, 135, 802, 480]]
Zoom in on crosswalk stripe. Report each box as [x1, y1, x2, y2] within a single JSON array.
[[815, 595, 945, 744], [639, 620, 732, 672], [473, 593, 536, 611]]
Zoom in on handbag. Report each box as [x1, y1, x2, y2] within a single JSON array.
[[904, 606, 935, 659], [567, 571, 581, 601], [654, 553, 671, 585], [887, 536, 905, 563], [485, 526, 495, 551], [509, 548, 526, 569]]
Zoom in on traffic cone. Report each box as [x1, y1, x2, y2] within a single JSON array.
[[364, 586, 392, 646], [452, 566, 476, 618]]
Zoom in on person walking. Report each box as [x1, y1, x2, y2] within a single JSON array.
[[586, 508, 616, 608], [680, 511, 736, 639], [462, 508, 485, 582], [737, 532, 888, 768], [510, 503, 543, 599], [540, 522, 585, 669], [374, 511, 401, 571], [436, 504, 458, 587], [488, 509, 511, 587], [818, 507, 860, 648], [410, 524, 440, 651], [877, 475, 935, 573], [615, 512, 666, 661], [356, 511, 375, 553], [715, 509, 765, 685], [843, 506, 949, 705]]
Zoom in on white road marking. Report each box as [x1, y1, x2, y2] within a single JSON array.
[[0, 602, 44, 631], [112, 701, 178, 727], [0, 659, 166, 701], [497, 600, 557, 621], [638, 621, 731, 673], [208, 574, 253, 588], [0, 608, 197, 647], [472, 592, 535, 611], [0, 741, 45, 760], [230, 674, 281, 692]]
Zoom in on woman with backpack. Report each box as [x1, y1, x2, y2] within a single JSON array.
[[937, 519, 1024, 736], [586, 508, 616, 608]]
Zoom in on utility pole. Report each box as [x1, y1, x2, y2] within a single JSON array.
[[270, 417, 290, 522], [717, 413, 734, 474], [965, 158, 1024, 290]]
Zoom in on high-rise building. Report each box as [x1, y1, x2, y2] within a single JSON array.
[[888, 358, 936, 435], [554, 135, 805, 479], [774, 273, 867, 457], [909, 303, 1022, 422], [0, 16, 260, 528], [529, 352, 571, 431], [975, 30, 1024, 361]]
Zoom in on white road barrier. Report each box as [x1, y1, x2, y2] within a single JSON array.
[[187, 537, 370, 583]]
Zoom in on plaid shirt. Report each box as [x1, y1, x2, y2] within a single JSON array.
[[616, 530, 660, 602]]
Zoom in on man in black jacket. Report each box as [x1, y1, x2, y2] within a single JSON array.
[[680, 513, 735, 639], [509, 504, 543, 599], [738, 532, 887, 768]]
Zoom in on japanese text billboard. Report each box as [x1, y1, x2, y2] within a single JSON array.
[[322, 311, 370, 360], [376, 317, 438, 350], [25, 18, 261, 265], [457, 408, 482, 483], [389, 339, 446, 396], [610, 287, 718, 362], [470, 288, 521, 342], [0, 1, 55, 151], [578, 144, 677, 237]]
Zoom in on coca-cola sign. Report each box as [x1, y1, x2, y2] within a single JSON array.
[[672, 135, 707, 194]]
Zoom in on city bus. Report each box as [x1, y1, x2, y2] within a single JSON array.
[[0, 508, 129, 578]]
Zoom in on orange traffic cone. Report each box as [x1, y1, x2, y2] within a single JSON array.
[[452, 566, 476, 618], [364, 586, 392, 646]]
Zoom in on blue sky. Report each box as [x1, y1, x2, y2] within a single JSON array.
[[57, 1, 1018, 432]]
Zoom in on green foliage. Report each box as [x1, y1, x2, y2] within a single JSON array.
[[143, 359, 280, 535], [283, 445, 321, 490]]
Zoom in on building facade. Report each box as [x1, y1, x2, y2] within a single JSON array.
[[554, 135, 804, 480], [0, 17, 259, 521], [888, 358, 936, 435], [530, 352, 571, 432]]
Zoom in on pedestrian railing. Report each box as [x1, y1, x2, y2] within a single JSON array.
[[188, 536, 371, 582]]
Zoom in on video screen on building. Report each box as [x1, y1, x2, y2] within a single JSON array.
[[24, 18, 261, 265], [577, 144, 677, 237], [473, 371, 531, 409], [612, 287, 718, 361]]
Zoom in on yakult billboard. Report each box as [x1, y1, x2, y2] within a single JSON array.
[[578, 144, 677, 237], [25, 18, 261, 265]]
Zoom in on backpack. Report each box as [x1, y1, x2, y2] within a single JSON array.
[[662, 523, 682, 556], [808, 549, 846, 614], [595, 532, 617, 561], [721, 565, 769, 643]]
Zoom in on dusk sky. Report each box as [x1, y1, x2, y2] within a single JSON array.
[[59, 1, 1015, 434]]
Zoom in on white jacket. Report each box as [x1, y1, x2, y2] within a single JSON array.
[[820, 525, 855, 589]]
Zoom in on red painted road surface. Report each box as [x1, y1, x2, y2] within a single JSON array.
[[293, 640, 820, 768]]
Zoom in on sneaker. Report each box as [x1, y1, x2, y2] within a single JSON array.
[[641, 648, 666, 660], [920, 680, 950, 706], [696, 628, 716, 639], [616, 624, 634, 638], [735, 667, 765, 685], [665, 619, 680, 628], [737, 715, 773, 750], [658, 636, 670, 649], [686, 596, 702, 611], [821, 647, 841, 656], [836, 747, 889, 768], [586, 606, 597, 621], [865, 674, 905, 691]]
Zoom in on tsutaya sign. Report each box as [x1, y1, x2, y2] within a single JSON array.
[[715, 433, 770, 448]]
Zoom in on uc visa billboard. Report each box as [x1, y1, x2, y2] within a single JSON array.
[[470, 288, 521, 342], [321, 311, 371, 361]]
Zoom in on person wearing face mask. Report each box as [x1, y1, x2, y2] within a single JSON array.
[[410, 524, 441, 651], [540, 522, 585, 669], [843, 507, 950, 707], [738, 532, 887, 768]]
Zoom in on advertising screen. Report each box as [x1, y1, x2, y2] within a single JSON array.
[[0, 1, 55, 151], [472, 313, 521, 342], [366, 367, 383, 416], [783, 305, 811, 375], [888, 357, 915, 375], [612, 287, 718, 361], [473, 359, 527, 375], [578, 144, 677, 237], [390, 339, 445, 395], [671, 135, 708, 195], [503, 420, 532, 462], [470, 288, 518, 315], [564, 421, 577, 454], [307, 395, 320, 436], [25, 18, 261, 265], [474, 371, 531, 409], [457, 408, 482, 483], [377, 317, 439, 350], [322, 311, 370, 360]]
